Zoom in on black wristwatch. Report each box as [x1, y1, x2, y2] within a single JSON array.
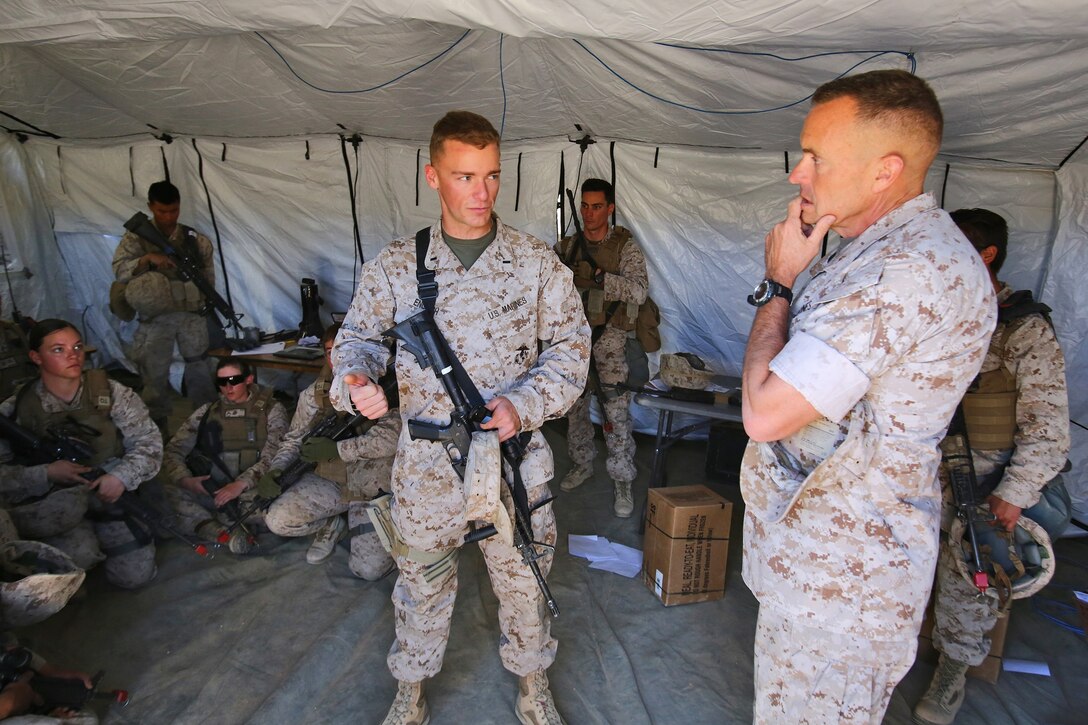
[[747, 278, 793, 307]]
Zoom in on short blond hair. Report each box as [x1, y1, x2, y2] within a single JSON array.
[[429, 111, 500, 163]]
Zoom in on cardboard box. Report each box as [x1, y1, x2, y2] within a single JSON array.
[[917, 597, 1010, 684], [642, 485, 732, 606]]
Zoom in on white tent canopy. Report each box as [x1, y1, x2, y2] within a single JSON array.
[[1, 1, 1086, 516]]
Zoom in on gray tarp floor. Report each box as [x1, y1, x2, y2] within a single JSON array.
[[19, 423, 1088, 724]]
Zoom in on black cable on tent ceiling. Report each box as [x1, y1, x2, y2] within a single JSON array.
[[255, 30, 470, 95], [574, 41, 915, 115]]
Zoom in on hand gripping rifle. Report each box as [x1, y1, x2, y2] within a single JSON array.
[[222, 409, 363, 535], [386, 311, 560, 617], [186, 419, 256, 549], [942, 404, 991, 594], [0, 414, 214, 557], [0, 648, 130, 713], [123, 212, 250, 344]]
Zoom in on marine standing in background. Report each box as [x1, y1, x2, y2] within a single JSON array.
[[330, 110, 589, 725], [556, 178, 650, 518], [111, 181, 217, 425], [739, 70, 996, 724], [263, 324, 399, 576], [161, 359, 288, 554], [0, 319, 161, 589], [914, 208, 1071, 725]]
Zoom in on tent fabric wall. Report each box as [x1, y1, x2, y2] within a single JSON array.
[[0, 1, 1085, 517], [1046, 152, 1088, 523]]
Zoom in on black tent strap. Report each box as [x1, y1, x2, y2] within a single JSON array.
[[609, 141, 617, 226], [415, 148, 421, 207], [1060, 132, 1088, 169], [653, 147, 659, 169], [191, 138, 234, 310], [338, 134, 364, 269], [940, 163, 951, 208], [515, 152, 522, 212], [0, 110, 59, 139], [159, 147, 170, 183]]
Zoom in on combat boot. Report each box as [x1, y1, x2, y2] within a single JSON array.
[[382, 680, 429, 725], [516, 670, 566, 725], [913, 655, 969, 725], [613, 479, 634, 518], [559, 464, 592, 492], [306, 515, 346, 564]]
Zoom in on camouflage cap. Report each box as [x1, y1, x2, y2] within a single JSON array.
[[8, 486, 90, 539], [125, 271, 175, 319], [1, 540, 85, 627], [660, 352, 715, 390]]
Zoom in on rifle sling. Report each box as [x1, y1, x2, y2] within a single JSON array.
[[413, 228, 535, 515]]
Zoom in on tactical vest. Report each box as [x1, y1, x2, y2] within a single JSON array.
[[201, 385, 274, 478], [560, 227, 640, 329], [312, 367, 375, 484], [133, 225, 205, 313], [0, 322, 37, 402], [14, 370, 122, 467], [963, 291, 1052, 451]]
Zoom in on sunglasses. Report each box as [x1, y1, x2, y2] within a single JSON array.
[[216, 374, 247, 387]]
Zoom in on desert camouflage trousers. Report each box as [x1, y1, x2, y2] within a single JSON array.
[[752, 604, 916, 725], [8, 487, 156, 589], [164, 483, 267, 536], [931, 538, 1001, 666], [264, 472, 393, 580], [566, 325, 637, 483], [130, 311, 215, 420], [387, 487, 558, 682]]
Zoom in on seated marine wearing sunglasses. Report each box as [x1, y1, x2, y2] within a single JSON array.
[[161, 359, 289, 553]]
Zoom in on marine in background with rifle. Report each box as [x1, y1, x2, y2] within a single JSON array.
[[262, 323, 400, 575], [330, 110, 589, 725], [0, 319, 162, 589], [161, 359, 288, 555], [555, 178, 658, 518], [915, 208, 1072, 725], [111, 181, 218, 425]]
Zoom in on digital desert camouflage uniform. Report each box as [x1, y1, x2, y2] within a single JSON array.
[[329, 219, 589, 682], [264, 369, 400, 579], [0, 374, 163, 589], [556, 226, 648, 495], [112, 224, 217, 420], [161, 385, 288, 535], [932, 283, 1070, 665], [739, 194, 996, 724]]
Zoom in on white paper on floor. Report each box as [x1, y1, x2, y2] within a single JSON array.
[[568, 534, 643, 578]]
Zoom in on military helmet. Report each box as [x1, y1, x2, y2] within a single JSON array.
[[8, 486, 90, 539], [0, 540, 85, 627], [660, 352, 715, 390], [124, 271, 174, 319], [950, 514, 1056, 600]]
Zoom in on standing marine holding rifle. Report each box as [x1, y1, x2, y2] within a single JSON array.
[[330, 110, 589, 725], [555, 178, 651, 518], [111, 181, 217, 424]]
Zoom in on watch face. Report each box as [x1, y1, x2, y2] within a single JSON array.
[[753, 280, 771, 303]]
